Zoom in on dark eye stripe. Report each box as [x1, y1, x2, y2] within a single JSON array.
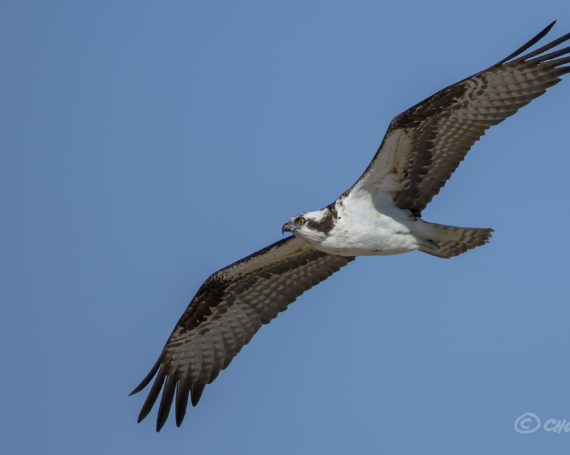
[[304, 205, 336, 235]]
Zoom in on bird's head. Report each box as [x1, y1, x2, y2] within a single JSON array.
[[282, 206, 336, 244]]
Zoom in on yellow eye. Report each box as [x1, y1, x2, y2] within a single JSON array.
[[296, 217, 305, 225]]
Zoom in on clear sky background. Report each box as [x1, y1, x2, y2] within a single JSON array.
[[2, 1, 570, 454]]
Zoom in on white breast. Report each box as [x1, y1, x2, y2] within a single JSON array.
[[318, 190, 421, 256]]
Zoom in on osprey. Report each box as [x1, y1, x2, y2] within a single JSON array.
[[132, 22, 570, 431]]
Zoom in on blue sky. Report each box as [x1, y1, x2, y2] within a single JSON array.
[[2, 1, 570, 454]]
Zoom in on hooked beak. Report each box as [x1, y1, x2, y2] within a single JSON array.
[[282, 222, 295, 235]]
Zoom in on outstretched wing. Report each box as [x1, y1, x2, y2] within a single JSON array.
[[130, 236, 354, 431], [348, 21, 570, 216]]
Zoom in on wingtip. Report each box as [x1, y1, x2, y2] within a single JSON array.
[[155, 375, 176, 432], [175, 381, 190, 427], [137, 401, 154, 424], [190, 383, 205, 407], [130, 375, 151, 396], [156, 420, 166, 432], [541, 20, 557, 38], [129, 386, 141, 397], [495, 20, 560, 66], [130, 355, 164, 396]]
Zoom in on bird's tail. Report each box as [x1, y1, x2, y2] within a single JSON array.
[[417, 222, 493, 259]]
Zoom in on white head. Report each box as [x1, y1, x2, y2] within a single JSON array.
[[282, 205, 337, 245]]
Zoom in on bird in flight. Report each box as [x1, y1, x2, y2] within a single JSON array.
[[131, 22, 570, 431]]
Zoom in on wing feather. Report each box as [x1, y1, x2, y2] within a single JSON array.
[[174, 378, 189, 427], [131, 236, 354, 430], [348, 22, 570, 215]]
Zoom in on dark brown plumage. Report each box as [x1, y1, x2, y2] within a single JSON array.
[[131, 237, 353, 431], [305, 204, 338, 235], [350, 21, 570, 217]]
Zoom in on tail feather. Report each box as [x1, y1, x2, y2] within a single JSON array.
[[418, 222, 493, 258]]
